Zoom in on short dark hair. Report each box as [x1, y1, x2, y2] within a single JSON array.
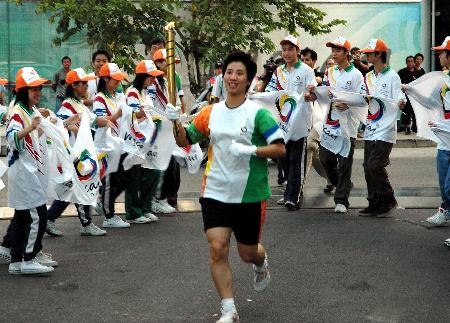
[[414, 53, 424, 60], [405, 55, 414, 62], [61, 56, 71, 63], [150, 38, 165, 47], [222, 51, 257, 91], [133, 73, 151, 92], [92, 50, 111, 63], [351, 47, 360, 53], [15, 87, 30, 107], [300, 47, 317, 61]]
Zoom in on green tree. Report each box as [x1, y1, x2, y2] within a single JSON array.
[[14, 0, 345, 96]]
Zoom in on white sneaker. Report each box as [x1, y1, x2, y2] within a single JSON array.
[[128, 216, 152, 224], [35, 251, 58, 267], [151, 198, 176, 214], [216, 308, 239, 323], [80, 223, 107, 236], [102, 215, 131, 228], [334, 204, 347, 213], [8, 262, 21, 275], [144, 213, 159, 222], [20, 259, 54, 274], [276, 197, 285, 206], [46, 221, 63, 237], [426, 208, 449, 226], [444, 238, 450, 248], [0, 246, 11, 262], [253, 254, 271, 292]]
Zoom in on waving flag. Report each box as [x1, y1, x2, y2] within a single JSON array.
[[173, 143, 203, 174], [364, 96, 399, 141], [431, 119, 450, 150], [404, 71, 447, 142], [249, 91, 311, 141]]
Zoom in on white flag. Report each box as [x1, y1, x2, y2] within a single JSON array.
[[173, 143, 203, 174], [249, 91, 311, 141], [364, 96, 400, 142], [404, 71, 446, 141], [431, 119, 450, 150]]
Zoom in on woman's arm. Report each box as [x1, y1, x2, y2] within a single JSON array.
[[255, 142, 285, 159]]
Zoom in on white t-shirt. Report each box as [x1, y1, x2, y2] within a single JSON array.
[[7, 104, 48, 209], [186, 99, 283, 203], [364, 66, 406, 143], [321, 64, 364, 157], [211, 74, 227, 102]]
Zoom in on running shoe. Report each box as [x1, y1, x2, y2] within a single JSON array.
[[20, 259, 54, 275], [151, 198, 176, 214], [46, 221, 63, 237], [102, 216, 131, 228], [35, 251, 58, 267], [144, 213, 160, 222], [334, 204, 347, 213], [216, 308, 239, 323], [444, 238, 450, 249], [0, 246, 11, 262], [128, 216, 152, 224], [80, 223, 107, 236], [8, 262, 21, 275], [253, 254, 271, 292], [426, 208, 449, 226]]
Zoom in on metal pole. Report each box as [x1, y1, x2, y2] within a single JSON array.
[[165, 22, 177, 106], [431, 0, 436, 71], [6, 1, 11, 100]]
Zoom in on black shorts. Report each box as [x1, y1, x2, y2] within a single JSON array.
[[200, 198, 267, 245]]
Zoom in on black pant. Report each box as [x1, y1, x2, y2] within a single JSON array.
[[400, 102, 417, 132], [159, 157, 180, 201], [101, 154, 131, 219], [363, 140, 396, 208], [9, 205, 47, 263], [284, 138, 307, 204], [319, 138, 355, 207], [47, 200, 92, 226]]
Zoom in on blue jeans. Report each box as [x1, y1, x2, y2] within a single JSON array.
[[436, 149, 450, 211]]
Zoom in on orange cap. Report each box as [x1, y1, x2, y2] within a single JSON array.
[[135, 60, 164, 77], [280, 35, 300, 49], [0, 78, 8, 85], [66, 68, 97, 84], [360, 39, 389, 53], [432, 36, 450, 51], [326, 36, 351, 51], [153, 49, 181, 63], [99, 63, 128, 81], [15, 67, 51, 91]]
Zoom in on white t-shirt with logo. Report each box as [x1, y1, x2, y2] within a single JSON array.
[[364, 66, 405, 143]]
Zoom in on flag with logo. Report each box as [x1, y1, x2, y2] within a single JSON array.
[[249, 91, 311, 141], [140, 105, 177, 171], [314, 86, 368, 157], [364, 96, 399, 141], [173, 143, 203, 174], [404, 71, 447, 142]]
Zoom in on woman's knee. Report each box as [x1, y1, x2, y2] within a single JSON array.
[[209, 240, 229, 263]]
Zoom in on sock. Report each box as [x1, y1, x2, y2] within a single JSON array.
[[221, 298, 235, 312]]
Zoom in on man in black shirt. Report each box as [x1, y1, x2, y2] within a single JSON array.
[[398, 55, 418, 134]]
